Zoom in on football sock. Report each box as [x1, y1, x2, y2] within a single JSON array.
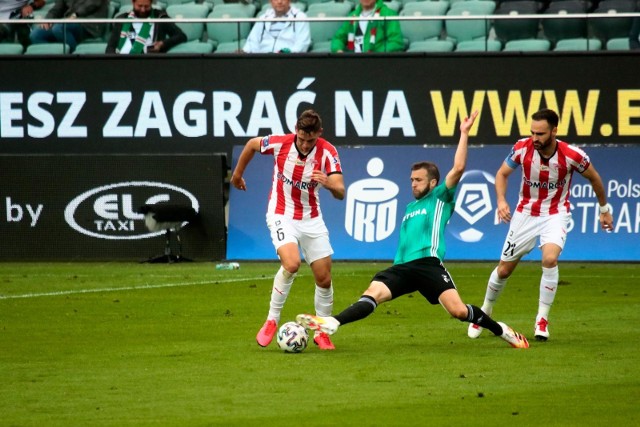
[[267, 266, 296, 322], [538, 266, 559, 320], [481, 267, 508, 315], [314, 283, 334, 317], [465, 304, 503, 336], [334, 295, 377, 326]]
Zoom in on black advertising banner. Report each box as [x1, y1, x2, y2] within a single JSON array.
[[1, 54, 639, 164], [1, 154, 226, 261]]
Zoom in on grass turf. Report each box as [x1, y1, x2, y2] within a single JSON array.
[[1, 262, 638, 426]]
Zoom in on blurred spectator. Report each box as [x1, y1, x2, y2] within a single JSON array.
[[331, 0, 403, 53], [29, 0, 108, 52], [106, 0, 186, 54], [630, 17, 640, 50], [242, 0, 310, 53], [0, 0, 45, 47]]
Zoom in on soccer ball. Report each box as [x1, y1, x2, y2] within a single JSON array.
[[276, 321, 309, 353]]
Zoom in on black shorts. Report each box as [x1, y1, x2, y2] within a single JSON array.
[[372, 257, 457, 304]]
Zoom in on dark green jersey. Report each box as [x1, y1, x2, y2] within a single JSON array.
[[394, 183, 456, 264]]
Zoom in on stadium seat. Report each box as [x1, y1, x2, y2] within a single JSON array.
[[74, 42, 109, 54], [406, 39, 455, 52], [307, 2, 354, 50], [213, 39, 246, 53], [0, 43, 24, 55], [503, 38, 551, 51], [206, 4, 255, 50], [25, 43, 72, 54], [590, 0, 636, 43], [383, 0, 403, 12], [541, 0, 589, 45], [166, 4, 211, 43], [553, 37, 602, 50], [168, 41, 215, 53], [493, 1, 541, 44], [606, 37, 630, 50], [399, 1, 449, 46], [455, 39, 502, 51], [445, 1, 496, 43]]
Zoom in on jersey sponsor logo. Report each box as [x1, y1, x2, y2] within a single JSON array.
[[262, 136, 270, 147], [275, 171, 318, 190], [523, 178, 567, 189]]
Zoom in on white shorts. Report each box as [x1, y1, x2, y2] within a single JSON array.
[[266, 214, 333, 264], [499, 211, 570, 262]]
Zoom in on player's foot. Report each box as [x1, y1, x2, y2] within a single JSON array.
[[467, 323, 483, 338], [314, 331, 335, 350], [256, 319, 277, 347], [296, 313, 340, 335], [535, 317, 550, 341], [498, 322, 529, 349]]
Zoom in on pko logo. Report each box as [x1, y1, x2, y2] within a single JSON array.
[[64, 181, 199, 240], [448, 170, 495, 243]]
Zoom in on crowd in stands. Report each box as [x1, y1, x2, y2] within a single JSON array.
[[0, 0, 639, 54]]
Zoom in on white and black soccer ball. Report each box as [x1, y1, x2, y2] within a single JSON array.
[[276, 321, 309, 353]]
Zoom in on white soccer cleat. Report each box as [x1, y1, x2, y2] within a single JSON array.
[[467, 323, 483, 339], [534, 317, 550, 341], [498, 322, 529, 349], [296, 313, 340, 335]]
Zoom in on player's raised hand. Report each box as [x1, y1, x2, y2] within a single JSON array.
[[460, 110, 479, 134]]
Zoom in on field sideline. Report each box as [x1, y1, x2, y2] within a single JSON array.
[[1, 261, 638, 426]]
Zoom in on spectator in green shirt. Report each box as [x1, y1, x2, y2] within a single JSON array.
[[331, 0, 404, 53]]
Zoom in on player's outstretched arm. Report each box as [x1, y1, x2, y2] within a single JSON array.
[[445, 111, 479, 189], [230, 137, 261, 191]]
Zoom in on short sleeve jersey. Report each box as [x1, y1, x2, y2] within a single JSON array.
[[505, 138, 590, 216], [394, 183, 457, 264], [260, 133, 342, 220]]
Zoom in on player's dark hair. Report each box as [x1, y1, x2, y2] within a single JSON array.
[[412, 161, 440, 184], [297, 110, 322, 134], [532, 108, 559, 128]]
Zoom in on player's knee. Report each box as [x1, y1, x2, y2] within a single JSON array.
[[541, 256, 558, 269], [281, 260, 301, 274]]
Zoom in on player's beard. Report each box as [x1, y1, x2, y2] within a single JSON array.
[[413, 186, 431, 200]]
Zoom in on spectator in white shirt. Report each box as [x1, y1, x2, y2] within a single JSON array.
[[242, 0, 310, 53]]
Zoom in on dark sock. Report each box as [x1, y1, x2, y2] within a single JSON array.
[[465, 304, 503, 336], [334, 295, 377, 326]]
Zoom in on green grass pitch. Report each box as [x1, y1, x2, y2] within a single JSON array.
[[1, 261, 638, 426]]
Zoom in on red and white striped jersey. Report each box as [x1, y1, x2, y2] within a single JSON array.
[[260, 133, 342, 220], [505, 137, 590, 216]]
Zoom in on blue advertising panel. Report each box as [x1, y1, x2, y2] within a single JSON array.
[[228, 145, 640, 261]]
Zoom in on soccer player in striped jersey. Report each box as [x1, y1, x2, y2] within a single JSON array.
[[231, 110, 345, 350], [468, 108, 614, 342], [297, 110, 530, 349]]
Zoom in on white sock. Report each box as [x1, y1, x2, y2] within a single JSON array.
[[481, 267, 508, 315], [267, 266, 296, 322], [538, 266, 559, 320], [314, 283, 334, 317]]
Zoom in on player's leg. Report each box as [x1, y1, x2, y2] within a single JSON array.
[[297, 280, 391, 335], [440, 289, 529, 348], [535, 214, 568, 340], [469, 212, 536, 338], [300, 220, 337, 349], [257, 217, 301, 347]]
